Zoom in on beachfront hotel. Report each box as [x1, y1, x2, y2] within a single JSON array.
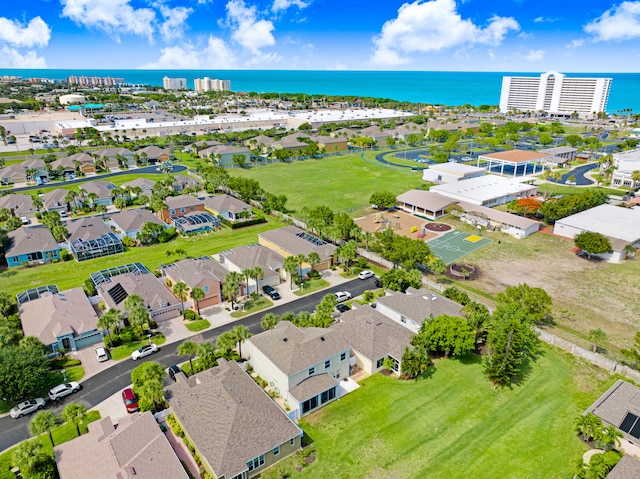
[[194, 77, 231, 92], [499, 71, 611, 117], [163, 76, 187, 91]]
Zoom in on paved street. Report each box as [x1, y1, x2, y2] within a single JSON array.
[[0, 276, 376, 452]]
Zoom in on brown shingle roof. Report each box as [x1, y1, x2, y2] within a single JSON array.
[[478, 149, 552, 163], [289, 373, 339, 403], [42, 188, 69, 210], [80, 180, 115, 199], [0, 194, 35, 216], [97, 272, 179, 312], [586, 379, 640, 446], [218, 244, 284, 274], [109, 209, 165, 233], [166, 359, 301, 479], [203, 194, 251, 215], [248, 321, 349, 376], [67, 217, 112, 242], [6, 225, 59, 257], [377, 287, 464, 324], [165, 194, 204, 209], [259, 226, 336, 260], [164, 257, 228, 287]]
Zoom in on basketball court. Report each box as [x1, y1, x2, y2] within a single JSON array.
[[427, 230, 492, 265]]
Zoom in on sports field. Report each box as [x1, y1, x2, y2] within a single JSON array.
[[427, 230, 492, 264]]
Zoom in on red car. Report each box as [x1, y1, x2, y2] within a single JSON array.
[[122, 388, 139, 413]]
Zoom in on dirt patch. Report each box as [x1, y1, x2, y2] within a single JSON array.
[[425, 222, 452, 232], [447, 263, 479, 280], [354, 210, 439, 240]]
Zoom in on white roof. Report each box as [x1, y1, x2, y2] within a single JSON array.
[[430, 174, 536, 205], [555, 204, 640, 243], [427, 163, 485, 175]]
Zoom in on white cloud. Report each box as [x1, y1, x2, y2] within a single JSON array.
[[534, 16, 559, 23], [158, 5, 193, 43], [0, 46, 47, 68], [568, 38, 584, 48], [371, 0, 519, 66], [0, 16, 51, 48], [584, 1, 640, 41], [140, 36, 236, 69], [61, 0, 156, 42], [225, 0, 276, 54], [272, 0, 310, 12], [520, 49, 544, 62]]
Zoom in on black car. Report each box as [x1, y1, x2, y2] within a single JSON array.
[[374, 278, 383, 288], [336, 303, 351, 313], [262, 285, 281, 300]]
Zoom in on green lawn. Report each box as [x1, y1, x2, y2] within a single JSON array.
[[109, 334, 166, 360], [230, 297, 273, 318], [185, 319, 212, 332], [293, 278, 330, 296], [231, 153, 428, 215], [0, 217, 284, 297], [264, 345, 613, 479]]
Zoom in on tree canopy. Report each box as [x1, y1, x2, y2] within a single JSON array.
[[412, 314, 475, 357], [574, 231, 612, 258]]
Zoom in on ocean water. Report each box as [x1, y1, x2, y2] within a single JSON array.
[[2, 69, 639, 114]]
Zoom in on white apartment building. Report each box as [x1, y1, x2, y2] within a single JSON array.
[[499, 71, 611, 117], [162, 76, 187, 91], [194, 77, 231, 92]]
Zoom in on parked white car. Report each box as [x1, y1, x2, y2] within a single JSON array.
[[48, 382, 81, 401], [334, 291, 352, 303], [131, 343, 158, 360], [358, 270, 375, 280], [10, 398, 46, 418], [95, 346, 109, 362]]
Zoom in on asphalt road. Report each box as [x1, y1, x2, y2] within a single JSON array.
[[10, 164, 188, 194], [0, 276, 377, 451], [551, 163, 598, 186]]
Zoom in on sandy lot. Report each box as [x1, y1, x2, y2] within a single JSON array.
[[355, 210, 439, 241]]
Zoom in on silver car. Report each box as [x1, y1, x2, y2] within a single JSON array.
[[10, 398, 46, 418]]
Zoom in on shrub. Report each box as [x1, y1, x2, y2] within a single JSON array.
[[308, 269, 321, 279], [183, 309, 198, 321], [148, 319, 158, 329], [118, 329, 133, 344], [60, 249, 72, 261], [122, 236, 136, 247]]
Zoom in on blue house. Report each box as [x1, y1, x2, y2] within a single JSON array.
[[18, 287, 102, 354], [5, 226, 61, 267]]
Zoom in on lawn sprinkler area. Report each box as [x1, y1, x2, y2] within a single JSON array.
[[427, 230, 492, 264]]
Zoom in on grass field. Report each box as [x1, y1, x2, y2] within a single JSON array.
[[0, 217, 284, 297], [231, 153, 427, 215], [264, 345, 612, 479]]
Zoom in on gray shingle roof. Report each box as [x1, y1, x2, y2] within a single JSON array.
[[93, 147, 133, 158], [586, 379, 640, 446], [109, 208, 165, 233], [97, 272, 179, 312], [80, 180, 115, 199], [377, 287, 464, 324], [6, 225, 59, 257], [67, 217, 112, 242], [396, 190, 458, 212], [607, 455, 640, 479], [166, 359, 301, 479], [164, 257, 228, 287], [165, 194, 204, 209], [42, 188, 69, 210], [136, 145, 169, 158], [259, 226, 336, 260], [0, 194, 35, 216], [289, 373, 339, 403], [203, 194, 251, 215], [332, 307, 413, 362], [248, 321, 349, 376], [19, 287, 98, 344], [218, 244, 284, 274]]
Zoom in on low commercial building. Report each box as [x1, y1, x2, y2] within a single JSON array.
[[457, 201, 541, 239], [477, 149, 551, 177], [553, 204, 640, 262], [422, 163, 486, 184], [396, 190, 458, 220], [19, 287, 101, 354], [430, 174, 537, 207], [166, 359, 302, 479]]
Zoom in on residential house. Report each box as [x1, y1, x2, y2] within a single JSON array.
[[311, 135, 348, 153], [79, 180, 116, 206], [96, 270, 181, 322], [166, 359, 303, 479], [122, 177, 156, 198], [199, 144, 251, 166], [0, 194, 36, 218], [606, 455, 640, 479], [258, 226, 336, 273], [585, 379, 640, 448], [184, 139, 221, 154], [160, 194, 205, 223], [135, 145, 170, 164], [376, 287, 464, 334], [5, 226, 61, 267], [330, 127, 357, 139], [172, 174, 202, 193], [359, 125, 391, 146], [66, 217, 124, 261], [217, 244, 284, 293], [19, 287, 101, 354], [22, 159, 49, 182], [332, 307, 414, 375], [105, 208, 166, 240], [204, 194, 253, 221], [42, 188, 70, 213], [93, 147, 135, 169], [390, 122, 425, 142], [49, 156, 77, 177], [245, 135, 276, 154], [0, 164, 27, 185], [162, 257, 229, 310], [55, 412, 189, 479], [272, 133, 309, 153], [64, 152, 96, 174], [246, 321, 350, 418]]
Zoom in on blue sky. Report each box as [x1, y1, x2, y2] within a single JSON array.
[[0, 0, 639, 71]]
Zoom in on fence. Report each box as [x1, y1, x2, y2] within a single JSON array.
[[537, 328, 640, 383]]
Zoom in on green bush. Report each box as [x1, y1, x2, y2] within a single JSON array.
[[60, 249, 72, 261], [122, 236, 136, 247], [118, 329, 133, 344], [183, 310, 199, 321], [148, 319, 158, 329]]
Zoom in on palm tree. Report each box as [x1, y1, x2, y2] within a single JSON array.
[[231, 325, 252, 358], [159, 160, 174, 176], [215, 331, 238, 360], [241, 269, 253, 296], [197, 341, 218, 370], [307, 252, 321, 273], [97, 308, 122, 346], [138, 379, 165, 412], [597, 424, 623, 451], [222, 271, 243, 309], [429, 258, 446, 283], [190, 287, 205, 315], [177, 340, 199, 374], [631, 169, 640, 193], [251, 266, 264, 294], [30, 410, 60, 446], [283, 256, 299, 290], [587, 328, 607, 353], [173, 282, 189, 317], [62, 403, 87, 437], [12, 440, 47, 475], [261, 312, 279, 331]]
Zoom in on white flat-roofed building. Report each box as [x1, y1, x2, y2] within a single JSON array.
[[194, 77, 231, 92], [162, 76, 186, 91], [499, 71, 611, 117], [430, 174, 537, 207], [422, 162, 486, 184], [553, 204, 640, 262], [612, 149, 640, 189]]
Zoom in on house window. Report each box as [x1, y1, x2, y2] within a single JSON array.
[[340, 352, 347, 362], [324, 359, 331, 370], [204, 285, 209, 293], [376, 358, 384, 369], [247, 455, 265, 472], [290, 438, 295, 447], [230, 475, 243, 479], [26, 251, 44, 261], [302, 396, 318, 414], [321, 387, 336, 404], [273, 446, 280, 456], [308, 366, 315, 376], [190, 206, 194, 211], [180, 207, 186, 213], [170, 209, 176, 215]]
